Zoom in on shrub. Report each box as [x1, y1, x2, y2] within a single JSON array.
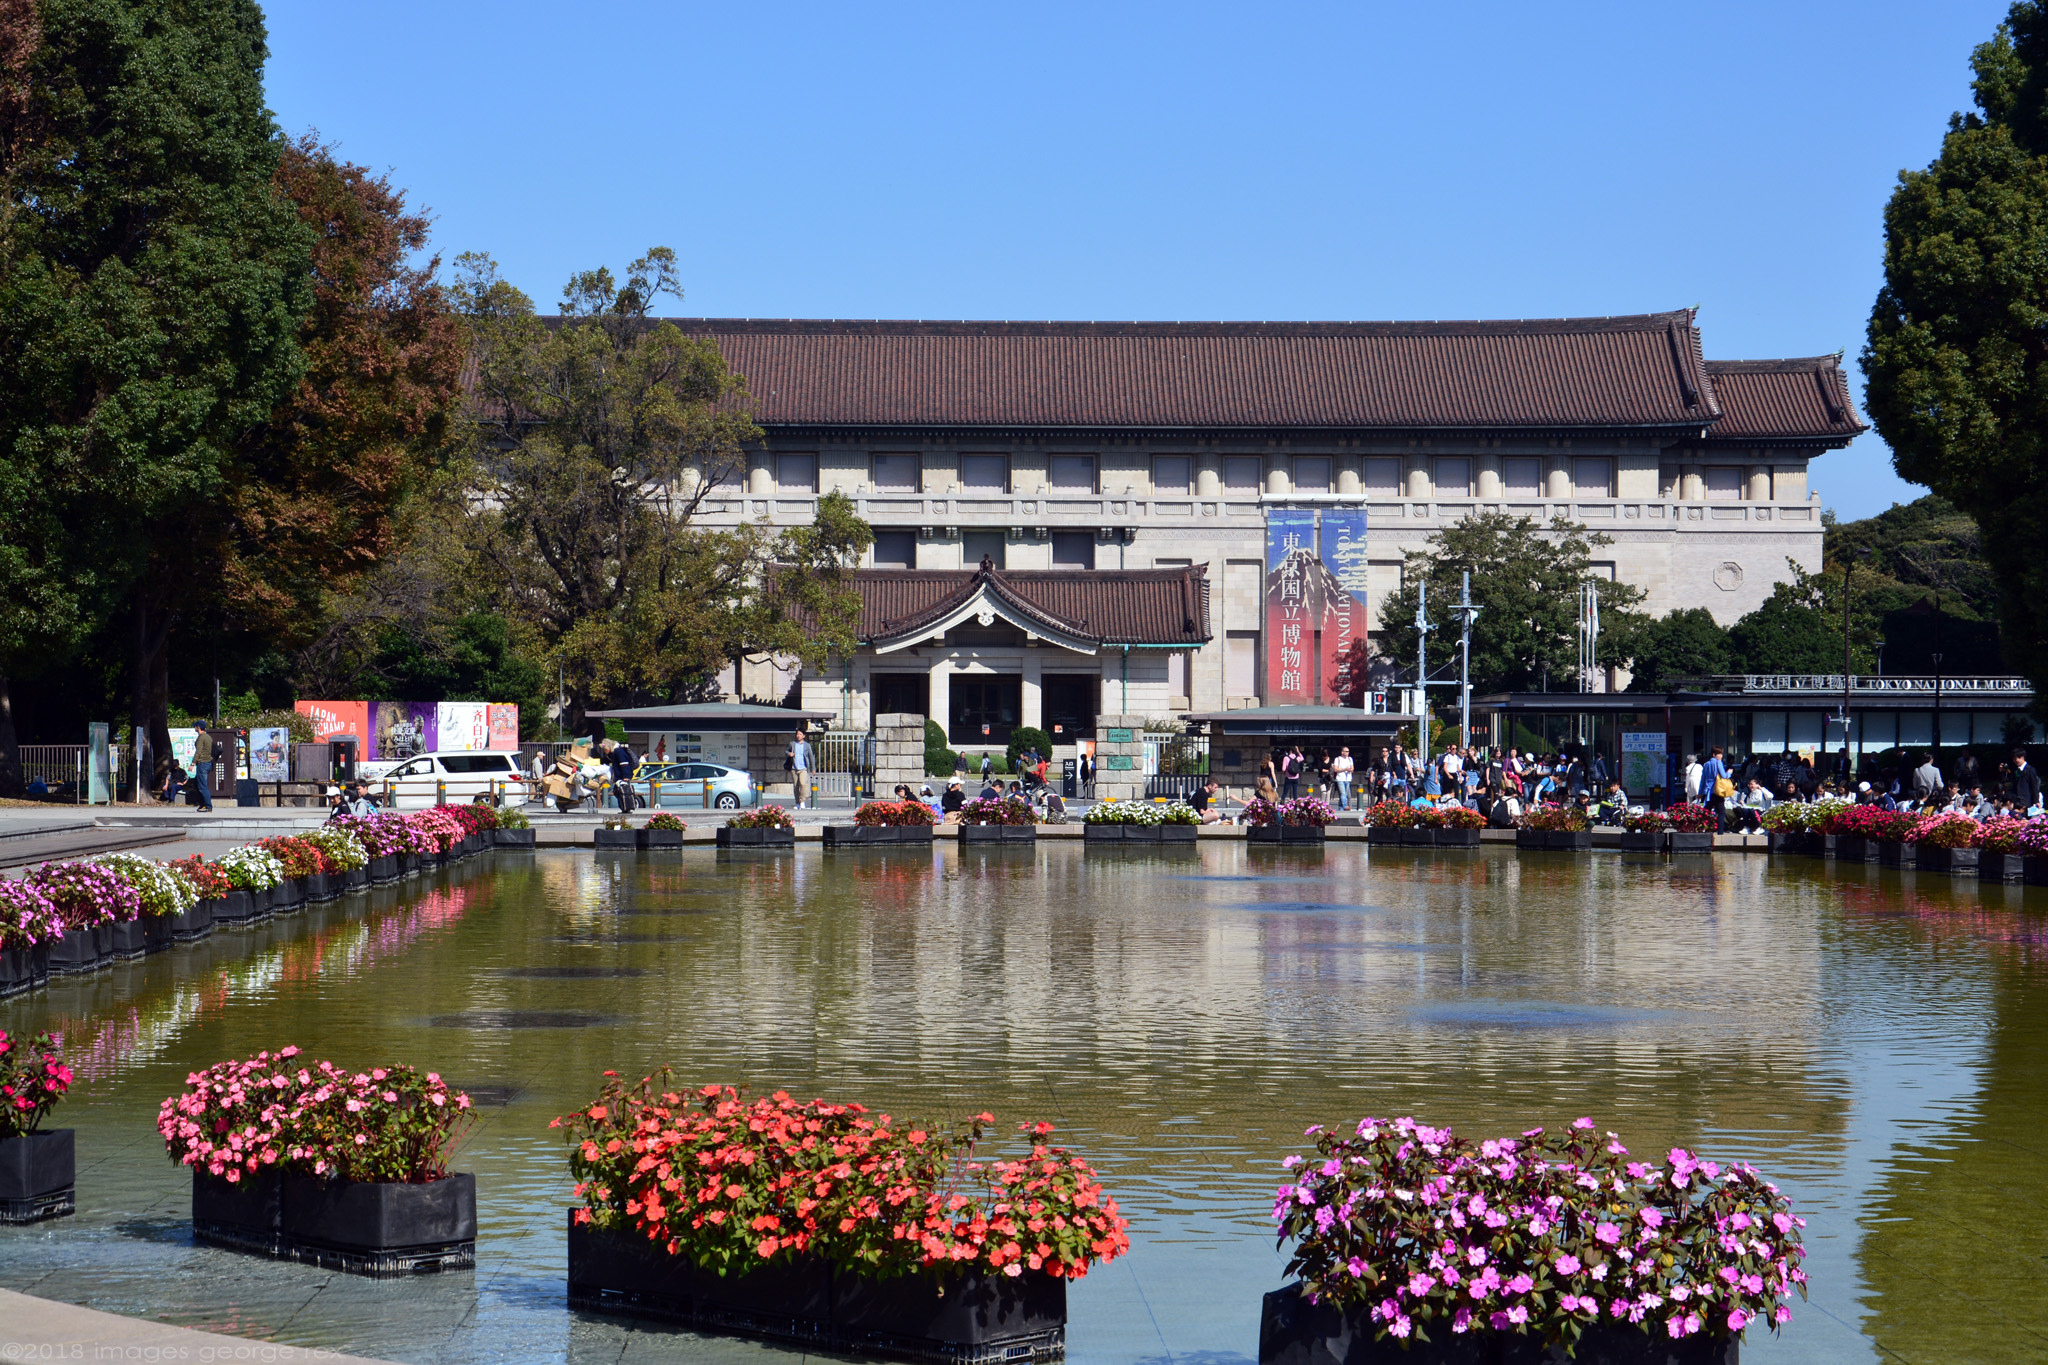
[[646, 812, 686, 831], [0, 882, 64, 949], [0, 1031, 72, 1139], [93, 853, 197, 918], [1665, 802, 1718, 834], [496, 805, 532, 831], [959, 795, 1036, 826], [1905, 812, 1977, 848], [1623, 810, 1670, 834], [26, 860, 143, 926], [854, 800, 936, 827], [168, 856, 233, 900], [1366, 800, 1417, 829], [727, 805, 795, 830], [1273, 1116, 1807, 1349], [554, 1077, 1131, 1282], [1519, 804, 1589, 833], [924, 719, 958, 778], [1006, 726, 1053, 772]]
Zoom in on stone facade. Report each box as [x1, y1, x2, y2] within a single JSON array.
[[872, 713, 927, 792], [1089, 716, 1148, 803]]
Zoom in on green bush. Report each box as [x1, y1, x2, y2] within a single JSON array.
[[1006, 726, 1052, 771], [924, 719, 958, 777]]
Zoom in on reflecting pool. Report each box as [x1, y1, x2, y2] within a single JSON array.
[[2, 845, 2045, 1364]]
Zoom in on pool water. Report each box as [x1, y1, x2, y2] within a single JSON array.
[[1, 845, 2043, 1364]]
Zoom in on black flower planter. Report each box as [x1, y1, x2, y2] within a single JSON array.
[[107, 917, 150, 960], [369, 855, 400, 884], [192, 1168, 285, 1256], [1980, 850, 2027, 883], [593, 828, 639, 849], [567, 1217, 1065, 1363], [342, 866, 369, 891], [1916, 845, 1979, 877], [1249, 825, 1327, 844], [1365, 826, 1405, 846], [0, 1129, 75, 1224], [959, 824, 1037, 844], [195, 1169, 475, 1275], [248, 886, 276, 920], [173, 902, 215, 942], [1082, 824, 1197, 844], [1836, 837, 1881, 863], [1520, 830, 1590, 850], [1808, 833, 1838, 859], [1619, 831, 1664, 853], [142, 913, 177, 954], [1432, 827, 1482, 847], [93, 921, 114, 960], [212, 889, 256, 924], [717, 826, 796, 848], [303, 872, 337, 903], [1669, 832, 1716, 854], [1763, 832, 1798, 854], [1877, 840, 1917, 869], [637, 828, 687, 849], [0, 943, 49, 998], [825, 825, 936, 847], [1393, 828, 1434, 847], [1258, 1283, 1738, 1365], [46, 926, 101, 975], [272, 878, 306, 913], [496, 828, 536, 849]]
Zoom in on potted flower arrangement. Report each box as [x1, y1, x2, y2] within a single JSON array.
[[26, 860, 141, 974], [1417, 805, 1486, 847], [1516, 804, 1591, 851], [2016, 816, 2048, 886], [1973, 814, 2029, 883], [958, 794, 1038, 844], [494, 804, 536, 848], [1821, 803, 1894, 863], [640, 811, 688, 849], [594, 814, 639, 850], [1907, 811, 1980, 876], [159, 1047, 477, 1275], [94, 852, 198, 955], [257, 835, 323, 911], [826, 800, 938, 848], [215, 844, 286, 923], [0, 1031, 75, 1224], [1249, 795, 1335, 845], [334, 812, 413, 882], [304, 827, 371, 892], [1758, 801, 1817, 856], [718, 804, 796, 848], [1665, 802, 1719, 854], [555, 1076, 1129, 1357], [166, 856, 229, 941], [1083, 798, 1200, 843], [0, 882, 62, 998], [1619, 808, 1669, 854], [1262, 1115, 1807, 1365], [1364, 799, 1420, 846], [409, 806, 468, 862]]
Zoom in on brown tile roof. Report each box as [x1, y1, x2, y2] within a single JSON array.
[[1701, 357, 1866, 444], [849, 565, 1210, 648], [666, 313, 1721, 431]]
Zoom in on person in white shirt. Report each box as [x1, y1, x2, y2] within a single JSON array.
[[1330, 747, 1355, 810], [1683, 754, 1704, 803]]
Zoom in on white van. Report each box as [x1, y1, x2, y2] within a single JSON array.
[[370, 751, 528, 809]]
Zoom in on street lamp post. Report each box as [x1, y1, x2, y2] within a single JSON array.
[[1839, 549, 1870, 783]]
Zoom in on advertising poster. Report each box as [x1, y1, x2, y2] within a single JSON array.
[[438, 702, 489, 752], [1264, 509, 1319, 704], [1319, 509, 1370, 705], [370, 702, 436, 761], [1621, 731, 1667, 796], [296, 700, 368, 746], [488, 704, 520, 751], [169, 728, 198, 772], [249, 726, 291, 781]]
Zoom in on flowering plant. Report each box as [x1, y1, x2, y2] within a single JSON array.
[[303, 827, 369, 872], [1519, 805, 1589, 833], [332, 812, 419, 858], [1903, 812, 1977, 848], [727, 805, 794, 830], [0, 880, 64, 948], [258, 836, 329, 880], [168, 855, 234, 899], [1087, 798, 1196, 825], [216, 845, 285, 892], [1276, 796, 1336, 828], [1973, 815, 2027, 853], [2013, 814, 2048, 855], [407, 806, 467, 853], [0, 1031, 72, 1138], [959, 794, 1036, 826], [1664, 803, 1718, 834], [854, 800, 936, 827], [93, 853, 197, 918], [1417, 805, 1485, 830], [554, 1077, 1130, 1282], [26, 859, 143, 926], [1827, 804, 1912, 840], [646, 812, 687, 831], [1273, 1116, 1806, 1349], [157, 1047, 305, 1181], [465, 802, 503, 832], [1622, 810, 1669, 834], [1239, 797, 1279, 827], [1761, 797, 1848, 834], [1366, 800, 1417, 829]]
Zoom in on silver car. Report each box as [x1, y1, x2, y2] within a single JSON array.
[[628, 762, 757, 810]]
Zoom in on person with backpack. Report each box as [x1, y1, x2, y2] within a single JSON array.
[[1280, 746, 1305, 800], [1697, 745, 1732, 831]]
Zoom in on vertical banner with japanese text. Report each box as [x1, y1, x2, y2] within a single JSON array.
[[1264, 509, 1319, 703], [1319, 508, 1370, 705]]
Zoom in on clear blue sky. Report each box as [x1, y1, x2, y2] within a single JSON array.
[[263, 0, 2014, 522]]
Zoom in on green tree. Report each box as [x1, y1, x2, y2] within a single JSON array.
[[457, 250, 872, 731], [1863, 2, 2048, 708], [1725, 564, 1883, 676], [1626, 608, 1731, 691], [1373, 512, 1646, 695]]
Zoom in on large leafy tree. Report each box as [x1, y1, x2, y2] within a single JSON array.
[[1625, 608, 1731, 691], [458, 249, 871, 732], [0, 0, 313, 791], [1864, 2, 2048, 706], [1373, 512, 1645, 697]]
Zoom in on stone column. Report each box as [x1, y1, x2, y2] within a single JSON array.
[[747, 451, 774, 495], [1196, 452, 1222, 497], [1680, 465, 1705, 501], [1405, 455, 1430, 499], [1746, 465, 1770, 501], [873, 714, 927, 793], [1335, 454, 1361, 495], [1545, 457, 1571, 501], [928, 658, 952, 745], [1476, 453, 1503, 498], [1091, 714, 1148, 803], [1021, 651, 1043, 731], [1266, 456, 1291, 495]]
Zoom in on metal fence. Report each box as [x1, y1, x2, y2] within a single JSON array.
[[16, 744, 133, 800]]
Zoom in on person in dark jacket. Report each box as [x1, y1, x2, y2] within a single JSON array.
[[605, 739, 637, 813], [2013, 750, 2044, 812]]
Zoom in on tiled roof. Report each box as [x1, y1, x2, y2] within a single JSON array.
[[849, 565, 1210, 647], [1701, 357, 1866, 443], [666, 313, 1721, 431]]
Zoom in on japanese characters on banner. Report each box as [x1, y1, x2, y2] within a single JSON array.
[[297, 700, 368, 747], [1264, 508, 1370, 705], [437, 702, 489, 753], [296, 700, 521, 759]]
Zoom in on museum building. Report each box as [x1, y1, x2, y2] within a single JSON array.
[[673, 310, 1865, 746]]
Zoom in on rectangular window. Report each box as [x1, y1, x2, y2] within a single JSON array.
[[1292, 456, 1331, 493], [1051, 531, 1094, 568], [1705, 467, 1742, 501], [776, 453, 817, 494], [1224, 455, 1262, 493], [959, 453, 1009, 492], [1433, 458, 1471, 495], [950, 676, 1022, 744], [1041, 675, 1097, 739], [871, 530, 915, 568], [1151, 455, 1191, 493], [1167, 652, 1187, 696], [873, 673, 929, 718], [1504, 457, 1542, 496], [961, 530, 1006, 568], [871, 453, 919, 492], [1048, 454, 1096, 492], [1572, 457, 1613, 497], [1226, 631, 1258, 698], [1362, 457, 1401, 495]]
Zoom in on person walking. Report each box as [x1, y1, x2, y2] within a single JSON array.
[[1682, 753, 1703, 805], [190, 729, 215, 812], [1331, 746, 1355, 810], [605, 738, 638, 814], [1280, 745, 1305, 801], [1698, 746, 1732, 831], [787, 730, 814, 809]]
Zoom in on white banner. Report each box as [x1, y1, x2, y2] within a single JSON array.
[[437, 702, 490, 752]]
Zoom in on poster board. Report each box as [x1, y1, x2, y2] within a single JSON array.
[[370, 702, 436, 761], [1620, 732, 1667, 796], [169, 728, 198, 772], [296, 700, 368, 747], [248, 727, 291, 782], [488, 704, 519, 750], [437, 702, 489, 752]]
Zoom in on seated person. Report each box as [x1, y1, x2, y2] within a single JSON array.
[[1590, 782, 1627, 826], [941, 780, 966, 817], [1729, 777, 1775, 830], [1190, 779, 1223, 824], [978, 779, 1001, 801]]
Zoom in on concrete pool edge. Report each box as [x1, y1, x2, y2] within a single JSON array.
[[0, 1287, 400, 1362]]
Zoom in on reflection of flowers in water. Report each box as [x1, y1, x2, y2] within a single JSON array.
[[1837, 881, 2048, 960], [48, 879, 485, 1083]]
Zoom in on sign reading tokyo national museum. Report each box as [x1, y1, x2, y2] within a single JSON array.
[[1265, 509, 1369, 705]]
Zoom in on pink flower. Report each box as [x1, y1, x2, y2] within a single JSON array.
[[1555, 1254, 1581, 1275], [1594, 1222, 1621, 1246]]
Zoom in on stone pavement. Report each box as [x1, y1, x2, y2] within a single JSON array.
[[0, 1287, 397, 1363]]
